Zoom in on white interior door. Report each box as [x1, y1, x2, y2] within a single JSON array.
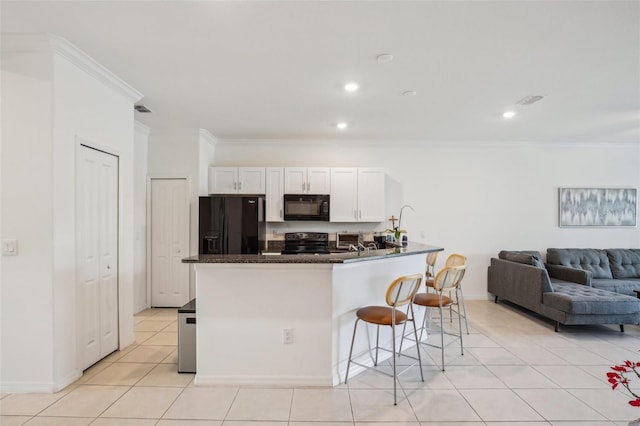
[[77, 145, 119, 370], [150, 178, 190, 307]]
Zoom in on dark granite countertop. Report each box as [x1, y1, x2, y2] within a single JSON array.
[[182, 242, 443, 264]]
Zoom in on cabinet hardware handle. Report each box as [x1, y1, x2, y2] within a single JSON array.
[[238, 181, 242, 190], [302, 182, 305, 191], [234, 182, 237, 190], [307, 182, 310, 191], [280, 208, 283, 218]]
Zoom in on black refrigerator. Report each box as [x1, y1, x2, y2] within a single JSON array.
[[199, 196, 266, 254]]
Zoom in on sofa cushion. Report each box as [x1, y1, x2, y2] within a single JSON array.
[[543, 282, 640, 315], [606, 249, 640, 279], [499, 250, 545, 268], [592, 278, 640, 297], [546, 248, 613, 279]]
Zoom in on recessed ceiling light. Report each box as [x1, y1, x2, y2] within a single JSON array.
[[402, 90, 417, 97], [502, 111, 516, 119], [336, 122, 348, 130], [376, 53, 394, 63], [344, 82, 359, 92]]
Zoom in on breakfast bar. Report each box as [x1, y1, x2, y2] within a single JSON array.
[[183, 243, 442, 387]]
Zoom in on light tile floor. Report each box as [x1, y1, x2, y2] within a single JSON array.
[[2, 300, 640, 425]]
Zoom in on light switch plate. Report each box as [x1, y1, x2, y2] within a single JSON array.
[[2, 239, 18, 256]]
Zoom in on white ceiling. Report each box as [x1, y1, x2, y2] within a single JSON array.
[[2, 1, 639, 143]]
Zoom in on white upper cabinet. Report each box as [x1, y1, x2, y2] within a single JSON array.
[[330, 167, 385, 222], [265, 167, 284, 222], [209, 167, 266, 194], [284, 167, 330, 194], [356, 168, 386, 222]]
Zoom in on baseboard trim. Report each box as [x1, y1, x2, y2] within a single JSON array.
[[194, 373, 332, 387]]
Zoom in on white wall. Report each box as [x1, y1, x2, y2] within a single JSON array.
[[1, 34, 141, 392], [134, 122, 150, 313], [1, 36, 56, 392], [213, 139, 640, 300]]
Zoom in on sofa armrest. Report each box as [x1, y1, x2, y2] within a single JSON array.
[[488, 258, 550, 314], [545, 263, 592, 286]]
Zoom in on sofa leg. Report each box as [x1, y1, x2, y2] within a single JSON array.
[[494, 296, 498, 303], [554, 322, 559, 332], [620, 324, 624, 333]]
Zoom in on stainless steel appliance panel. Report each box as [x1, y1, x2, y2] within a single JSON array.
[[178, 298, 196, 373]]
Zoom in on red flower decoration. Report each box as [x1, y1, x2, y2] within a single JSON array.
[[608, 351, 640, 409]]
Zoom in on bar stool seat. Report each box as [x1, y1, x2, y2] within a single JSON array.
[[356, 306, 408, 325], [414, 292, 454, 307]]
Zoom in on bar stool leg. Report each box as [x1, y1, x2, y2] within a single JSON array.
[[457, 286, 470, 334], [409, 303, 424, 382], [439, 302, 445, 371], [391, 320, 397, 405], [374, 325, 380, 366], [344, 318, 360, 383]]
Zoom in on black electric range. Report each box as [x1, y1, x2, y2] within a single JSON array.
[[281, 232, 330, 255]]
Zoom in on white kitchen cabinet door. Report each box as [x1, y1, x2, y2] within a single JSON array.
[[77, 145, 119, 370], [284, 167, 331, 194], [266, 167, 284, 222], [209, 167, 265, 194], [330, 167, 385, 223], [357, 168, 386, 222], [238, 167, 266, 194], [209, 167, 237, 194], [307, 167, 331, 194], [330, 168, 358, 222], [284, 167, 308, 194]]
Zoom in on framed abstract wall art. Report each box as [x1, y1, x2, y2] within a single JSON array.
[[559, 188, 637, 227]]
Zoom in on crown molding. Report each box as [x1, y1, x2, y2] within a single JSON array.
[[199, 129, 217, 146], [48, 34, 142, 103], [2, 33, 143, 103]]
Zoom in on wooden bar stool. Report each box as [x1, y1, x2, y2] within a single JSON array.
[[344, 273, 424, 405]]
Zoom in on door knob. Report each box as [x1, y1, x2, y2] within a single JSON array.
[[107, 264, 111, 270]]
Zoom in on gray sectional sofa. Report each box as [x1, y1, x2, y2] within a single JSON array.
[[546, 248, 640, 296], [488, 250, 640, 332]]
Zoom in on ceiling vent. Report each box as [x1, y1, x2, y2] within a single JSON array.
[[134, 104, 152, 113], [516, 95, 544, 106]]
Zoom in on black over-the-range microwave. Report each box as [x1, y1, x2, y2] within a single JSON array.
[[283, 194, 330, 221]]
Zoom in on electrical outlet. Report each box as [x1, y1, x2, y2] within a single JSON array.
[[282, 328, 293, 344], [2, 239, 18, 256]]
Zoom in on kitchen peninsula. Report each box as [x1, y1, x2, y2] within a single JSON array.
[[182, 242, 443, 386]]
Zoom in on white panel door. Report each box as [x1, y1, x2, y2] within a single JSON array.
[[77, 145, 119, 370], [151, 178, 190, 307]]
